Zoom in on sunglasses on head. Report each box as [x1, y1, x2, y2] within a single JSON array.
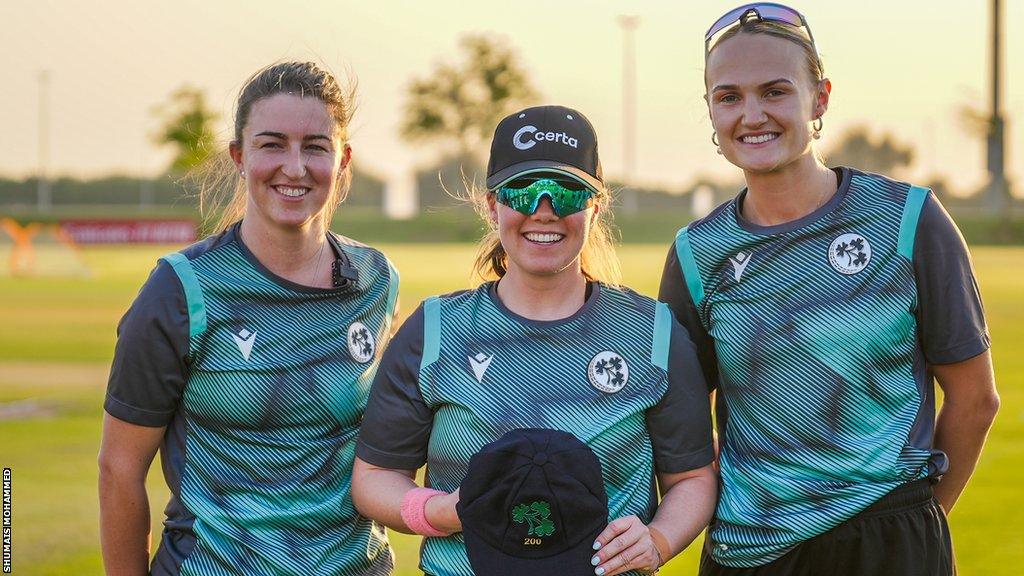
[[495, 178, 595, 217], [704, 3, 821, 68]]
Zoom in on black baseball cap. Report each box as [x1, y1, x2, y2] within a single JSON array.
[[486, 105, 604, 193], [457, 428, 609, 576]]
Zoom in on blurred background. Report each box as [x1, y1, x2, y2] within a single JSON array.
[[0, 1, 1021, 574], [2, 0, 1023, 226]]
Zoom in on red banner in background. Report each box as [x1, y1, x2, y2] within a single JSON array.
[[59, 219, 197, 244]]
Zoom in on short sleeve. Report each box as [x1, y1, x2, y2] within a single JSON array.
[[104, 260, 190, 427], [645, 321, 715, 474], [912, 195, 991, 365], [658, 242, 720, 391], [356, 304, 434, 470]]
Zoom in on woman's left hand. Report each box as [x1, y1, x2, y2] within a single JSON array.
[[590, 515, 662, 575]]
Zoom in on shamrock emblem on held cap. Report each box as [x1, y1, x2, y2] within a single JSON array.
[[512, 501, 555, 537]]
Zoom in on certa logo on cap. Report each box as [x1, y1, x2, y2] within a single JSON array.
[[512, 125, 579, 150]]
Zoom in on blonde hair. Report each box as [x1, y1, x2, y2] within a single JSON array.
[[467, 181, 622, 287], [197, 61, 357, 233], [706, 19, 824, 89]]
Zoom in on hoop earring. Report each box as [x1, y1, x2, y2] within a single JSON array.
[[812, 117, 823, 140], [712, 132, 722, 155]]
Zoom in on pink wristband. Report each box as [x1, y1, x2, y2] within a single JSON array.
[[400, 487, 450, 537]]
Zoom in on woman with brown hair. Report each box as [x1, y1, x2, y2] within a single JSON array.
[[98, 62, 399, 575]]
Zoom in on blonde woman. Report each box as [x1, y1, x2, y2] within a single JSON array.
[[660, 4, 998, 575], [352, 105, 716, 576]]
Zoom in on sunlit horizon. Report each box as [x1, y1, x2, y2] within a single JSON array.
[[2, 0, 1021, 198]]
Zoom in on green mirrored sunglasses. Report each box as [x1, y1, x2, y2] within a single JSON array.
[[495, 178, 595, 217]]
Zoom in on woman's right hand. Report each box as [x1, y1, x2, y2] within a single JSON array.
[[591, 515, 662, 575], [425, 488, 462, 534]]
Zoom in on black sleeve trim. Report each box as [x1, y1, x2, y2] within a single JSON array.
[[103, 394, 175, 428], [654, 445, 716, 475], [355, 442, 426, 471], [926, 337, 991, 366]]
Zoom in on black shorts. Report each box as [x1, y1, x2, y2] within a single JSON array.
[[699, 480, 955, 576]]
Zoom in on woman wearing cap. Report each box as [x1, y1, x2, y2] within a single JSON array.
[[352, 105, 717, 576], [98, 62, 399, 575], [659, 4, 999, 575]]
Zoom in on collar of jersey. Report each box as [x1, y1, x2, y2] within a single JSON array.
[[732, 166, 852, 236], [485, 280, 601, 328]]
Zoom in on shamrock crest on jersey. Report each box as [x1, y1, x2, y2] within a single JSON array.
[[347, 321, 375, 363], [828, 233, 872, 275], [588, 351, 629, 393]]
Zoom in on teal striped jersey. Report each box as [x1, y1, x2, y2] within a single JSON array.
[[663, 168, 988, 567], [358, 282, 714, 576], [106, 225, 399, 575]]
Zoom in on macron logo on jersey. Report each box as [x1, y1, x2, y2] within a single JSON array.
[[468, 352, 494, 382], [729, 251, 752, 282], [232, 328, 256, 361]]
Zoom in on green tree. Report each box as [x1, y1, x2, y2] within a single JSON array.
[[153, 86, 219, 173], [401, 34, 540, 159], [824, 127, 914, 176]]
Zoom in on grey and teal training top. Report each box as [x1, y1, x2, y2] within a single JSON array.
[[357, 282, 714, 576], [659, 167, 989, 567], [105, 223, 399, 576]]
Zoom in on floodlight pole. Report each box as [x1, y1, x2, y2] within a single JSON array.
[[986, 0, 1008, 212], [618, 15, 639, 214], [140, 132, 153, 211], [37, 71, 52, 213]]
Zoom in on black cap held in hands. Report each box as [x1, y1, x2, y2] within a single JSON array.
[[457, 428, 609, 576]]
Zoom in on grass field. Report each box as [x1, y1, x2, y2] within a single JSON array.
[[0, 243, 1021, 575]]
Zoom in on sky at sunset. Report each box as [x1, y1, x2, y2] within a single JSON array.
[[2, 0, 1021, 197]]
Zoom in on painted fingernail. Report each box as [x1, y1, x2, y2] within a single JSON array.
[[591, 555, 601, 566], [595, 568, 606, 576], [593, 541, 602, 550]]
